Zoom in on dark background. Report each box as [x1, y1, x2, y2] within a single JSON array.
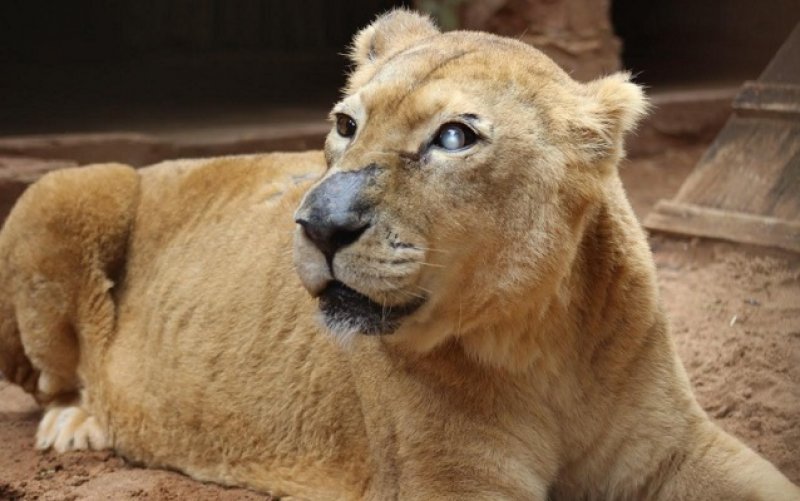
[[0, 0, 407, 135], [0, 0, 797, 135], [613, 0, 799, 84]]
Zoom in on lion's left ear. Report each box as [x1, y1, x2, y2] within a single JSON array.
[[576, 72, 649, 161], [346, 9, 439, 91]]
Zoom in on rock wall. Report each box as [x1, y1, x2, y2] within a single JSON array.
[[418, 0, 621, 81]]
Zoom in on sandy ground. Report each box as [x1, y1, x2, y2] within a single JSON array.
[[1, 143, 798, 499]]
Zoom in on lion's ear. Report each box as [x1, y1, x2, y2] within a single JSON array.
[[349, 9, 439, 69], [576, 72, 649, 161]]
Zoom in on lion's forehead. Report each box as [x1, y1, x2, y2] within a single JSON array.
[[366, 43, 498, 94], [351, 36, 571, 130], [368, 33, 562, 87], [354, 64, 500, 133]]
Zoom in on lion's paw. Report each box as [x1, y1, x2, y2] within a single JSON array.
[[36, 405, 109, 453]]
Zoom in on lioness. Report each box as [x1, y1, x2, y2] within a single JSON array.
[[0, 9, 797, 500]]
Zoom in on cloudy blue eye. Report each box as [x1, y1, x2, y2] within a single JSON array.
[[434, 123, 477, 151]]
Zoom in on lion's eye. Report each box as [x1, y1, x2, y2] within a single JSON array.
[[434, 123, 477, 151], [335, 114, 357, 138]]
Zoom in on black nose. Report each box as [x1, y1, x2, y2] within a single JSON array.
[[297, 216, 370, 259], [295, 165, 378, 260]]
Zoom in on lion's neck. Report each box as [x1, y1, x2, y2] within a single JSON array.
[[458, 180, 661, 376]]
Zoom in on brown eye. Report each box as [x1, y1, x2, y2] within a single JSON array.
[[335, 114, 357, 138]]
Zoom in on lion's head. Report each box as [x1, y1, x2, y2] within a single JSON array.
[[293, 10, 647, 363]]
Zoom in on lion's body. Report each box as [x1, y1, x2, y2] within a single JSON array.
[[1, 10, 798, 500]]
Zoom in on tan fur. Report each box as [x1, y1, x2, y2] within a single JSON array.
[[1, 11, 797, 500]]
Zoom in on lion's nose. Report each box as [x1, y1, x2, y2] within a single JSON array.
[[296, 215, 369, 259], [294, 165, 378, 261]]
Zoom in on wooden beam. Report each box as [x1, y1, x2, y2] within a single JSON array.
[[733, 81, 800, 119], [644, 200, 800, 253]]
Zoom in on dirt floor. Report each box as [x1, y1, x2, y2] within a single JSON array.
[[1, 143, 798, 499]]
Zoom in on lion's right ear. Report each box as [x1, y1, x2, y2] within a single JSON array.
[[346, 9, 439, 91]]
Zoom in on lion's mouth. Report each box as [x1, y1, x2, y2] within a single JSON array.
[[318, 280, 425, 335]]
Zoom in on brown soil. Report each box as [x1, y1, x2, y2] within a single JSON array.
[[1, 143, 798, 498]]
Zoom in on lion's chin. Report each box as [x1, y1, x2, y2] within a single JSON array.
[[318, 280, 425, 337]]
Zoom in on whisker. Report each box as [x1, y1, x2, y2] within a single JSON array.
[[415, 261, 445, 269], [410, 246, 451, 254], [378, 279, 427, 301], [395, 288, 427, 301], [404, 290, 427, 299]]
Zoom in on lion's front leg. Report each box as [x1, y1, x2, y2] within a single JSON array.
[[656, 422, 800, 501], [360, 449, 552, 501], [364, 477, 551, 501]]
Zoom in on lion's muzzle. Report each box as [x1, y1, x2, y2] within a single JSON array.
[[293, 163, 428, 337], [294, 165, 377, 265]]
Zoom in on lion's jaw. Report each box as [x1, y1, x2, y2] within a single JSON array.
[[292, 13, 648, 365]]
